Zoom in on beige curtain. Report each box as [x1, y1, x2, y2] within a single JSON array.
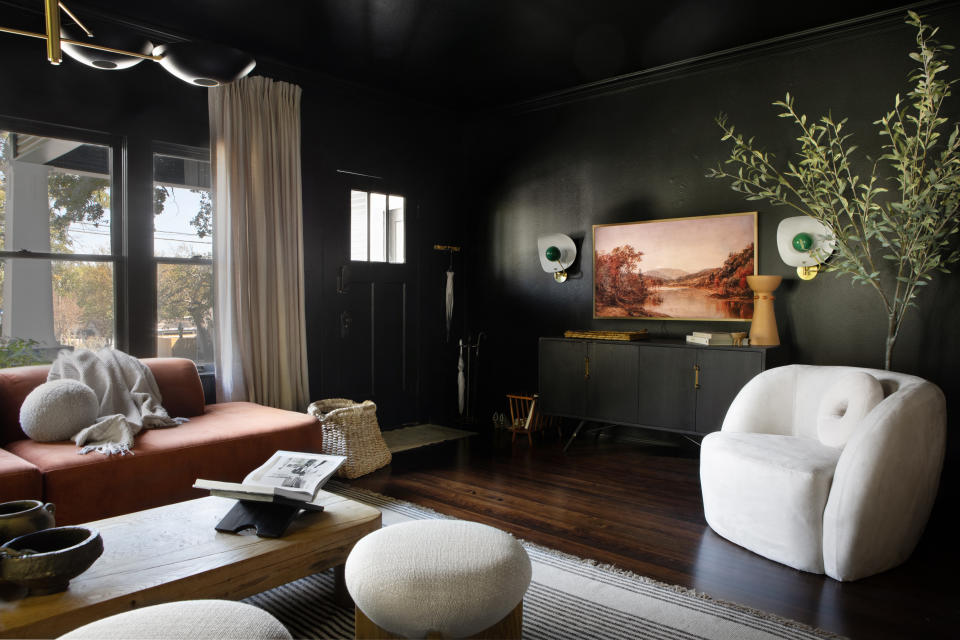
[[208, 76, 309, 410]]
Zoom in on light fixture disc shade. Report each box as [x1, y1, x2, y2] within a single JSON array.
[[60, 24, 154, 70], [153, 41, 256, 86], [776, 216, 835, 268], [537, 233, 576, 273]]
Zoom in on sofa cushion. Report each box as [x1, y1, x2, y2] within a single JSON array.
[[0, 448, 43, 503], [20, 380, 100, 442], [0, 365, 50, 446], [140, 358, 205, 418], [700, 431, 841, 574], [7, 402, 320, 525]]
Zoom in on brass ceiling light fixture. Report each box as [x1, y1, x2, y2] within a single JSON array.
[[0, 0, 256, 86]]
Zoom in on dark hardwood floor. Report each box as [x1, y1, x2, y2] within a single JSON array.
[[348, 428, 958, 640]]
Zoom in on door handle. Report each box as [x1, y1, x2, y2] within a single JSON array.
[[337, 264, 350, 294], [693, 364, 700, 389], [584, 356, 590, 380]]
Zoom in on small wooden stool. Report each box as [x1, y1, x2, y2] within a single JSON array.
[[345, 520, 531, 639]]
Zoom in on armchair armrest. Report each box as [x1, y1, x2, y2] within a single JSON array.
[[822, 380, 946, 581]]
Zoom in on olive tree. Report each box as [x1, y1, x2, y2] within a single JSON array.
[[707, 12, 960, 370]]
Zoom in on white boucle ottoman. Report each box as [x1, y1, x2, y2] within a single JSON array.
[[345, 520, 532, 639], [58, 600, 291, 639]]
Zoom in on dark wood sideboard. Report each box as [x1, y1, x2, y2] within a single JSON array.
[[538, 337, 781, 438]]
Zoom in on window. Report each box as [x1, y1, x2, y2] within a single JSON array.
[[350, 189, 405, 263], [0, 129, 116, 362], [153, 148, 214, 367]]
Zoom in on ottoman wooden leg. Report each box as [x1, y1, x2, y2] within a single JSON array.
[[355, 606, 398, 639], [355, 602, 523, 640], [469, 601, 522, 639]]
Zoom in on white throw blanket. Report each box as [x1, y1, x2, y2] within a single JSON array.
[[47, 348, 187, 455]]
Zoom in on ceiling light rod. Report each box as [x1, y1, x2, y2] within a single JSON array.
[[56, 1, 92, 37], [0, 24, 162, 61], [0, 0, 256, 86], [0, 0, 160, 63]]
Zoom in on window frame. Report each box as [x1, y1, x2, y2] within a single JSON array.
[[0, 115, 127, 352], [151, 141, 214, 371]]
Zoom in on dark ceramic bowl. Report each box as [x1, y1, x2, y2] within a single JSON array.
[[0, 526, 103, 595]]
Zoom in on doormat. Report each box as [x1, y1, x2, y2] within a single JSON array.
[[381, 424, 475, 453]]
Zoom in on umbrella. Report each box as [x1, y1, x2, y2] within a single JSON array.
[[445, 269, 454, 342], [458, 339, 465, 415]]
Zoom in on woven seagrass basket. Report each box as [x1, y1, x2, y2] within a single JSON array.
[[307, 398, 392, 479]]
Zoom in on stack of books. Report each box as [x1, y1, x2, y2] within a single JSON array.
[[686, 331, 737, 346]]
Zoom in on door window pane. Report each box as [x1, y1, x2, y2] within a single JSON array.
[[350, 190, 368, 261], [350, 189, 405, 264], [388, 195, 405, 264], [369, 192, 387, 262]]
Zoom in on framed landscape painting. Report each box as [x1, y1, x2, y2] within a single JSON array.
[[593, 211, 757, 321]]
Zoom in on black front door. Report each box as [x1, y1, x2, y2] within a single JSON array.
[[321, 180, 419, 429]]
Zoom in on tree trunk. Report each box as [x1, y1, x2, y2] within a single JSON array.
[[884, 314, 898, 371]]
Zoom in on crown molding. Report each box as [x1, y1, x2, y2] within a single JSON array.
[[499, 0, 952, 116]]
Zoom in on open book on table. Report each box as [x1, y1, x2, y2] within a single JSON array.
[[194, 450, 346, 508]]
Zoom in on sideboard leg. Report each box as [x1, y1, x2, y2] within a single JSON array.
[[562, 420, 587, 453]]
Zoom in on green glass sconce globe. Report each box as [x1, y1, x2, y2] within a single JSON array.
[[792, 232, 814, 252]]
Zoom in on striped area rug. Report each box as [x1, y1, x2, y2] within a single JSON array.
[[244, 483, 842, 640]]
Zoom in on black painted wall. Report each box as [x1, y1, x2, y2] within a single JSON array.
[[0, 32, 464, 424], [463, 8, 960, 528]]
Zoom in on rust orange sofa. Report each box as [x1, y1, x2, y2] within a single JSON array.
[[0, 358, 322, 525]]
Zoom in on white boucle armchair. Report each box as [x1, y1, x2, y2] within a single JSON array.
[[699, 364, 946, 581]]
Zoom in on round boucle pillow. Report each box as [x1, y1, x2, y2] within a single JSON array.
[[19, 379, 99, 442], [817, 371, 884, 448]]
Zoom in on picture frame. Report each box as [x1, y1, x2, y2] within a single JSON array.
[[593, 211, 757, 321]]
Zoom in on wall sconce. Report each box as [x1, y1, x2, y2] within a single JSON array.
[[537, 233, 577, 283], [0, 0, 256, 87], [776, 216, 836, 280]]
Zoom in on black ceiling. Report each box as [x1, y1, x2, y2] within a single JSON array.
[[1, 0, 929, 109]]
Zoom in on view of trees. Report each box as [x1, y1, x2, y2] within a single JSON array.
[[157, 261, 214, 363]]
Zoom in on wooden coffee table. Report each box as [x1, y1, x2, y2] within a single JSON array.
[[0, 491, 381, 638]]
